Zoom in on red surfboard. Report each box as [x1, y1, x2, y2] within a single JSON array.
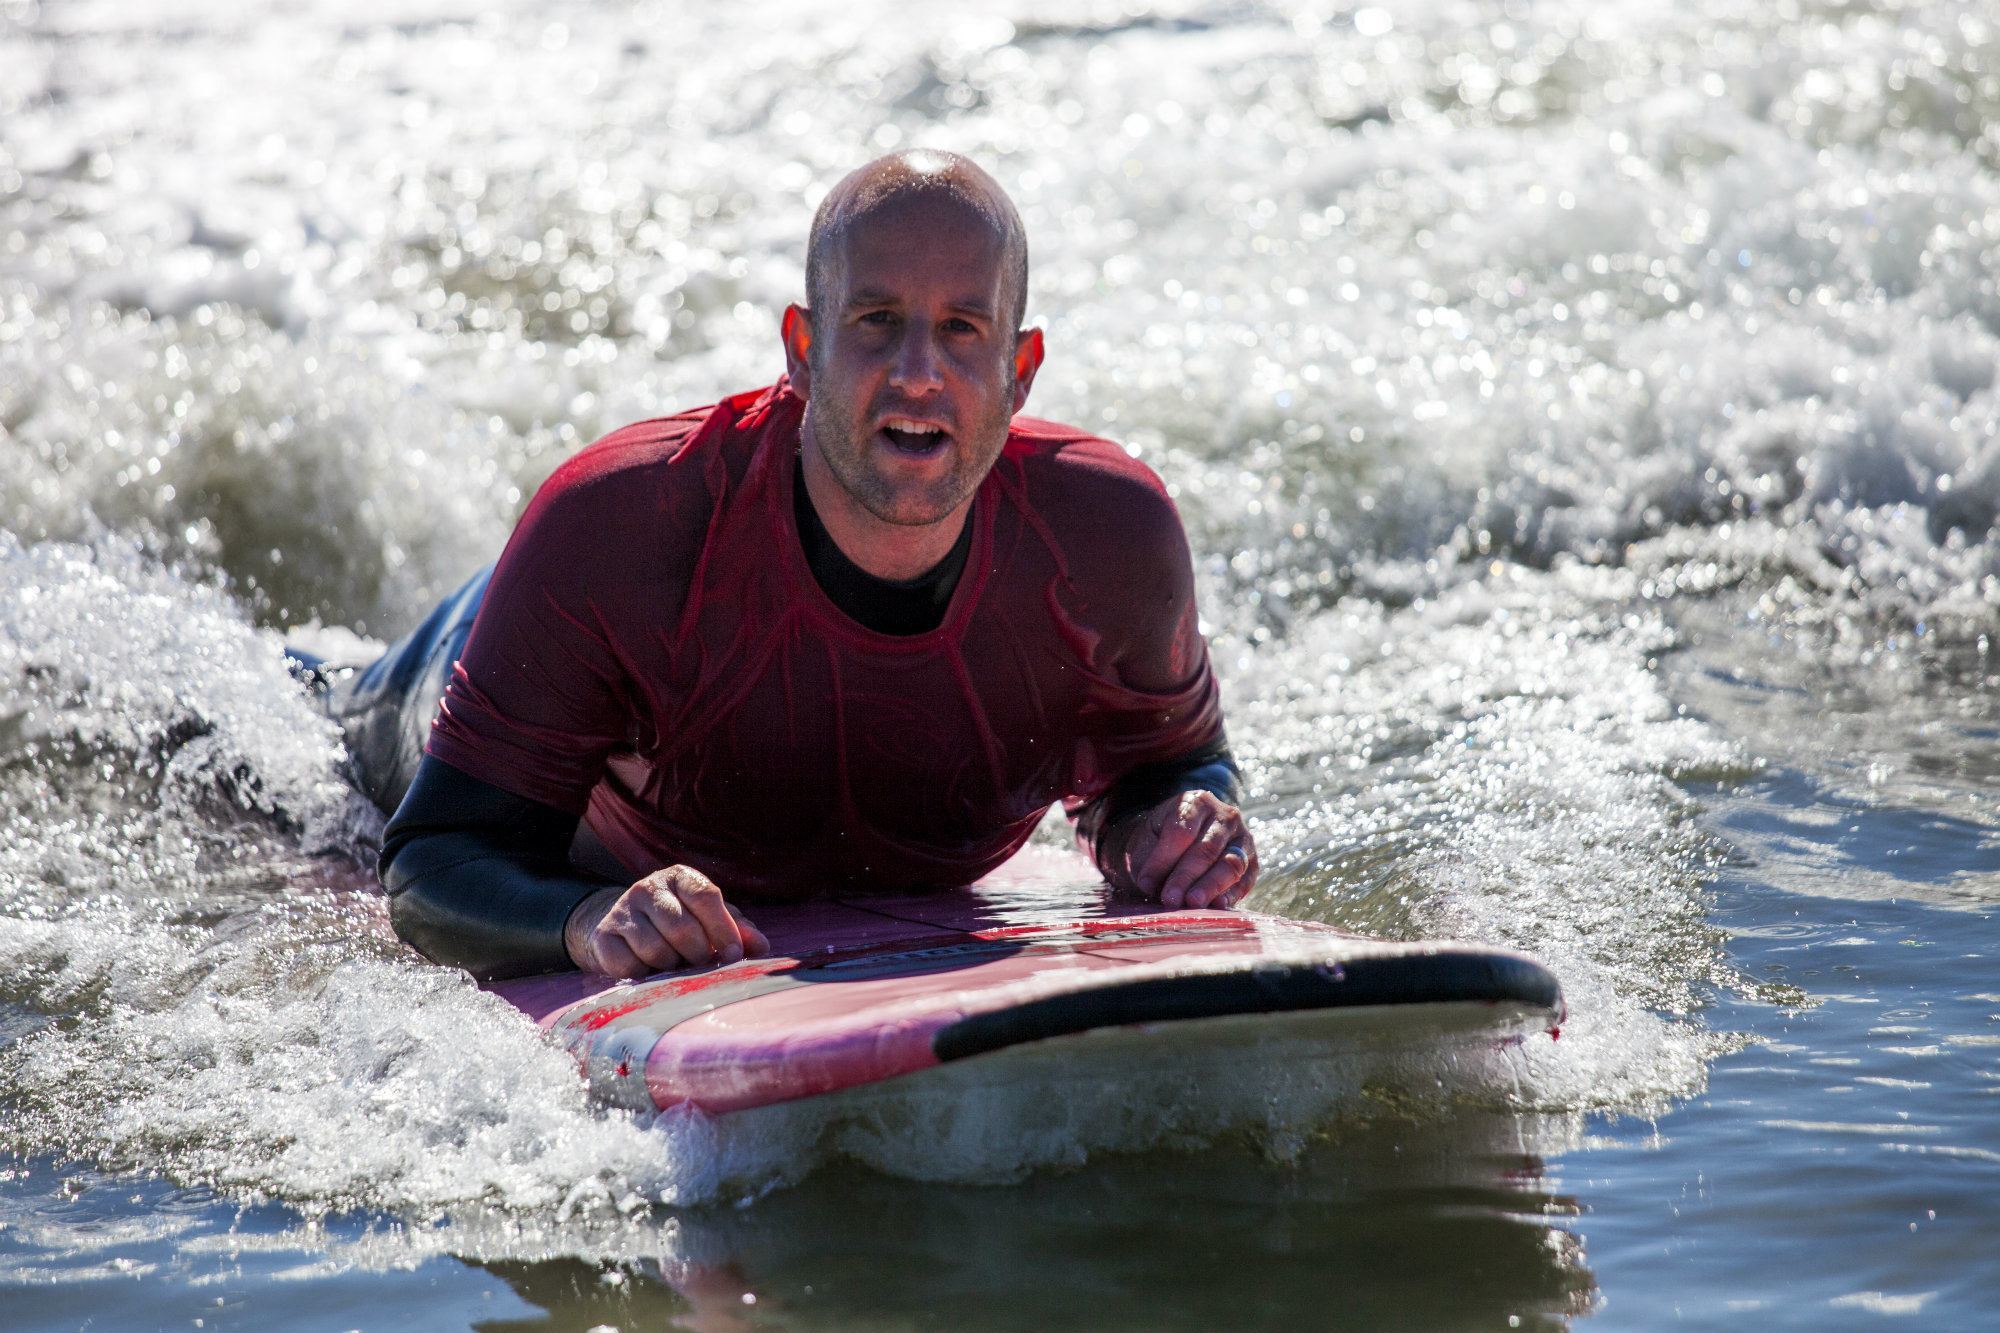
[[489, 888, 1564, 1115]]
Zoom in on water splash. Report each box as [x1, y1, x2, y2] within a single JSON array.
[[1227, 562, 1752, 1112]]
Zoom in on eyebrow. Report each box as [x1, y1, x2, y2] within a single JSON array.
[[844, 288, 998, 319]]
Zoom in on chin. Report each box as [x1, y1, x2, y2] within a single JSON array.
[[867, 494, 963, 528]]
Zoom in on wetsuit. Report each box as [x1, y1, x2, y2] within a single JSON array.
[[351, 381, 1239, 979]]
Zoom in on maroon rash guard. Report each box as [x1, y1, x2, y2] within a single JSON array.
[[426, 380, 1225, 902]]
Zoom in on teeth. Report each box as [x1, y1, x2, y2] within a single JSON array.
[[883, 418, 942, 435]]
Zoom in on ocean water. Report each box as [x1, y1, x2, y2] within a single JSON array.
[[2, 0, 1997, 1328]]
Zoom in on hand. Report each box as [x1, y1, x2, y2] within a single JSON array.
[[564, 865, 771, 978], [1103, 790, 1259, 910]]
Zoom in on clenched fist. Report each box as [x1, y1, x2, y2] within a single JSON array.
[[1100, 789, 1259, 909], [564, 865, 771, 978]]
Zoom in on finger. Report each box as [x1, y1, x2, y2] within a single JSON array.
[[1116, 820, 1160, 889], [614, 908, 700, 973], [586, 929, 648, 979], [1183, 841, 1252, 908], [626, 886, 714, 968], [1135, 797, 1219, 893], [665, 872, 746, 963], [1212, 838, 1260, 908], [1214, 852, 1260, 908], [1159, 817, 1236, 908], [1130, 797, 1198, 890], [728, 905, 771, 958], [1239, 845, 1261, 897]]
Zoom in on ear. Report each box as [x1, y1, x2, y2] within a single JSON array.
[[1010, 326, 1045, 414], [781, 304, 813, 398]]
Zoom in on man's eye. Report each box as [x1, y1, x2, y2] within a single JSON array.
[[860, 310, 897, 327], [944, 318, 979, 334]]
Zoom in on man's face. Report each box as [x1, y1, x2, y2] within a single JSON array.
[[786, 194, 1040, 529]]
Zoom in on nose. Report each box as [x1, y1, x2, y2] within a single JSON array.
[[888, 325, 945, 396]]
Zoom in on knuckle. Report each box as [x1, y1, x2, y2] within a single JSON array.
[[668, 868, 723, 906], [637, 891, 685, 926], [626, 942, 672, 973], [638, 878, 682, 909], [662, 910, 706, 943]]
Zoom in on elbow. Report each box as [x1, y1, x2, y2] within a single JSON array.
[[378, 830, 592, 982], [378, 834, 498, 978], [372, 755, 592, 980], [378, 831, 451, 967], [385, 882, 547, 984], [384, 880, 449, 970]]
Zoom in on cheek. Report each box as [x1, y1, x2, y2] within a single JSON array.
[[805, 366, 853, 415], [948, 348, 1015, 396], [826, 346, 889, 395]]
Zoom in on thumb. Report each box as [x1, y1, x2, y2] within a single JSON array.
[[727, 905, 772, 957]]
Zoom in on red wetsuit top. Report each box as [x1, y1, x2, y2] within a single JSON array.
[[426, 380, 1224, 901]]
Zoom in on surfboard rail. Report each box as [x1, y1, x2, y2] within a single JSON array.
[[932, 946, 1561, 1062], [489, 899, 1564, 1114]]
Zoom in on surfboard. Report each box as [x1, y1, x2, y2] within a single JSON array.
[[488, 888, 1564, 1115]]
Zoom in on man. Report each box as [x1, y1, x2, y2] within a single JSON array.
[[346, 150, 1257, 981]]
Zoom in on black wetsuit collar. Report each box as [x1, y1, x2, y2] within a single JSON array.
[[792, 456, 972, 636]]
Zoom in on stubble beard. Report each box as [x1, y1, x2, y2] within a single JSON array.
[[804, 368, 1015, 529]]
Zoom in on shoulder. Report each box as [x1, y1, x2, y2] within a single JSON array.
[[484, 384, 795, 635], [526, 410, 700, 516], [524, 382, 790, 525], [1000, 417, 1190, 568], [996, 417, 1210, 685]]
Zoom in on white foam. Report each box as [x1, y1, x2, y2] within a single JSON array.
[[0, 534, 360, 849], [1225, 562, 1750, 1112]]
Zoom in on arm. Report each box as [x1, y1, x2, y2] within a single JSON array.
[[1053, 445, 1257, 908], [380, 754, 605, 980], [381, 430, 765, 981], [382, 755, 768, 981]]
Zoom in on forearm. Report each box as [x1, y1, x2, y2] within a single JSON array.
[[379, 755, 616, 981], [382, 835, 614, 981]]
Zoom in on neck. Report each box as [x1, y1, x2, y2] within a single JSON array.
[[798, 413, 972, 581]]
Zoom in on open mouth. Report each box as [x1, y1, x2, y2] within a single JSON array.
[[879, 416, 951, 456]]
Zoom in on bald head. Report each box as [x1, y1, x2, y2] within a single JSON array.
[[805, 150, 1030, 336]]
